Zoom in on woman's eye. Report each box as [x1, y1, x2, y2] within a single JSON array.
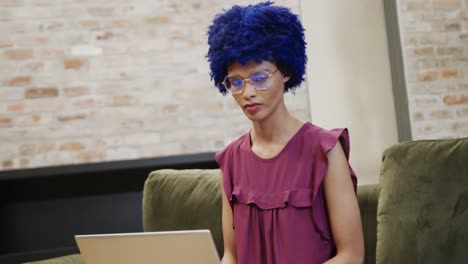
[[231, 79, 243, 87], [251, 74, 268, 82]]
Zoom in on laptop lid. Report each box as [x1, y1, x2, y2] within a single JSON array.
[[75, 229, 220, 264]]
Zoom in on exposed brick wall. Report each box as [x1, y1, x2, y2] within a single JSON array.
[[398, 0, 468, 139], [0, 0, 309, 170]]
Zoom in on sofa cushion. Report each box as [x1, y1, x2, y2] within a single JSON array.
[[143, 169, 223, 256], [21, 254, 83, 264], [376, 138, 468, 264], [358, 184, 380, 264]]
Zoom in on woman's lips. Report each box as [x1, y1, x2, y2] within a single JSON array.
[[244, 103, 262, 114]]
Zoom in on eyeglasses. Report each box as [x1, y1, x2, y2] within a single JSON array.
[[222, 69, 279, 95]]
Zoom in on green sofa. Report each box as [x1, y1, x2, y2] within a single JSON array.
[[24, 138, 468, 264]]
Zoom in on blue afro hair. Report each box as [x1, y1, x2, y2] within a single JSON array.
[[207, 1, 307, 94]]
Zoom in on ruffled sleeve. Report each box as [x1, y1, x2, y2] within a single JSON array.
[[312, 127, 358, 242], [317, 128, 357, 199]]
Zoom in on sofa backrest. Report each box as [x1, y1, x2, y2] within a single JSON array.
[[377, 138, 468, 264], [142, 169, 223, 256]]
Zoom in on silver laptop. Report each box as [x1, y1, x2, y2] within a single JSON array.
[[75, 229, 220, 264]]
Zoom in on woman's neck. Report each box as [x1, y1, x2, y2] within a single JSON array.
[[251, 109, 303, 145]]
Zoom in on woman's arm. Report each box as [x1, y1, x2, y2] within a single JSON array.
[[220, 172, 237, 264], [323, 143, 364, 264]]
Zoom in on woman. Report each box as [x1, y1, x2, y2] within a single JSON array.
[[206, 2, 364, 264]]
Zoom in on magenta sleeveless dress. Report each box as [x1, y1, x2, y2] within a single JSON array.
[[215, 122, 357, 264]]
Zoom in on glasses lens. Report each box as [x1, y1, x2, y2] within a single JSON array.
[[226, 76, 244, 94], [250, 71, 270, 89]]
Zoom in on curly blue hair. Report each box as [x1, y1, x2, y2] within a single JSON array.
[[207, 1, 307, 94]]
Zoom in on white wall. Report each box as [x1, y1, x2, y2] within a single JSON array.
[[301, 1, 399, 185]]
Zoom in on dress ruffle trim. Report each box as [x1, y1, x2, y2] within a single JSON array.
[[229, 185, 314, 209]]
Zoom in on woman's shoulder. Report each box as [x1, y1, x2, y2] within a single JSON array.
[[300, 122, 350, 153], [301, 122, 347, 138]]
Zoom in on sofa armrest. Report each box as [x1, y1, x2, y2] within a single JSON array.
[[357, 184, 380, 264], [20, 254, 83, 264], [142, 169, 223, 256]]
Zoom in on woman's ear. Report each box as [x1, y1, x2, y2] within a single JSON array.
[[283, 75, 291, 83]]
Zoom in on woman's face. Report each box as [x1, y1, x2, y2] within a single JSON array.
[[226, 60, 290, 122]]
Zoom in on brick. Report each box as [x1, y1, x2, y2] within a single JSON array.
[[96, 32, 115, 41], [124, 133, 161, 146], [405, 23, 432, 33], [64, 58, 85, 69], [145, 16, 171, 24], [111, 95, 136, 106], [80, 20, 100, 30], [441, 69, 460, 79], [25, 87, 59, 99], [457, 108, 468, 118], [7, 103, 26, 112], [0, 0, 22, 6], [420, 13, 445, 22], [57, 114, 87, 122], [31, 0, 56, 5], [197, 102, 224, 112], [444, 22, 460, 31], [459, 33, 468, 41], [105, 147, 138, 160], [413, 112, 425, 122], [443, 95, 468, 105], [2, 160, 13, 169], [433, 0, 461, 9], [451, 121, 468, 135], [406, 47, 434, 57], [72, 98, 95, 108], [430, 109, 455, 119], [44, 21, 64, 31], [414, 96, 440, 108], [0, 117, 12, 127], [100, 44, 128, 55], [437, 46, 463, 56], [4, 49, 33, 60], [414, 123, 446, 138], [63, 86, 90, 97], [19, 143, 53, 155], [106, 20, 135, 29], [88, 7, 113, 17], [76, 151, 105, 162], [419, 32, 448, 45], [0, 87, 24, 101], [405, 1, 431, 11], [59, 141, 86, 151], [30, 98, 63, 112], [8, 76, 32, 86], [22, 62, 44, 72], [39, 48, 64, 58], [19, 159, 29, 167], [14, 36, 48, 47], [162, 104, 178, 113], [0, 37, 13, 48], [31, 115, 40, 122], [417, 70, 439, 82], [16, 114, 42, 126], [121, 119, 144, 129], [71, 45, 102, 56]]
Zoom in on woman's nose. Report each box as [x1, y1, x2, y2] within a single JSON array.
[[242, 82, 257, 98]]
